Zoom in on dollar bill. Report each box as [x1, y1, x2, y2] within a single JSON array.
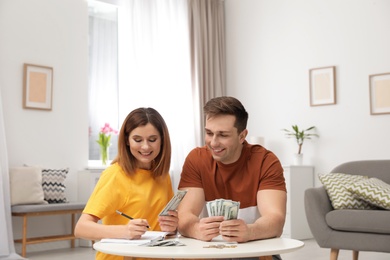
[[206, 198, 240, 220], [159, 190, 187, 216]]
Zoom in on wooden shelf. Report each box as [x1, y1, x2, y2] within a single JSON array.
[[15, 234, 76, 245]]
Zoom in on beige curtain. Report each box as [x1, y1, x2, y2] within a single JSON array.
[[189, 0, 226, 145]]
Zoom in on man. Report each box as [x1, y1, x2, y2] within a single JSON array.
[[177, 96, 286, 260]]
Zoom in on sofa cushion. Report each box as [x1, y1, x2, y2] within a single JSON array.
[[326, 209, 390, 234], [41, 168, 69, 203], [9, 167, 47, 206], [319, 173, 376, 210], [11, 202, 86, 213], [347, 177, 390, 210]]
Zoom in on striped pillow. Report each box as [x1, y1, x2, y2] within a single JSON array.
[[42, 168, 69, 203], [318, 173, 376, 210], [347, 178, 390, 210]]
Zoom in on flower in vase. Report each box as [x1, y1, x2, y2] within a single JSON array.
[[96, 123, 118, 165]]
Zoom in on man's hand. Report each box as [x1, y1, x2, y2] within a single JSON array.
[[219, 219, 251, 242], [197, 216, 224, 241]]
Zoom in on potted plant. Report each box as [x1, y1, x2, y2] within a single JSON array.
[[282, 125, 319, 164]]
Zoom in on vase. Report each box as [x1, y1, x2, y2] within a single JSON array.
[[293, 153, 303, 165], [100, 146, 109, 166]]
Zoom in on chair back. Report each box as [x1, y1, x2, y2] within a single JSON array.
[[331, 160, 390, 184]]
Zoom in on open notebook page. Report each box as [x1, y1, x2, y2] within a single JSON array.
[[100, 231, 170, 245]]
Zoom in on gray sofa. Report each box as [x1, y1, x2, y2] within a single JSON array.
[[304, 160, 390, 260]]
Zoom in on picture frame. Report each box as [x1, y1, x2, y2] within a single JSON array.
[[369, 72, 390, 115], [309, 66, 336, 106], [23, 63, 53, 110]]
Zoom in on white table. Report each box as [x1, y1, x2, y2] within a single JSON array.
[[93, 236, 304, 259]]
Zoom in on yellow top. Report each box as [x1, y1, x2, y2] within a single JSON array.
[[84, 163, 174, 260]]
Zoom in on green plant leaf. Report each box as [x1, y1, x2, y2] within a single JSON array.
[[282, 125, 319, 154]]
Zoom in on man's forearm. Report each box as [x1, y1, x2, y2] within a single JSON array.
[[178, 214, 200, 239], [249, 214, 285, 241]]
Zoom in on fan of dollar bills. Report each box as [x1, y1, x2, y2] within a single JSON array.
[[206, 199, 240, 220]]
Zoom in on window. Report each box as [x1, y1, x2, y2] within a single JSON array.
[[88, 0, 196, 187], [88, 0, 119, 163]]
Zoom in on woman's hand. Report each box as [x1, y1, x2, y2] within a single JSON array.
[[125, 219, 149, 239], [158, 210, 178, 233]]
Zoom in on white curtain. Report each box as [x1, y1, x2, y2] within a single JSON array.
[[0, 88, 23, 259], [117, 0, 197, 190], [88, 2, 120, 160]]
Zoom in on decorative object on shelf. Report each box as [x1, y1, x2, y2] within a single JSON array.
[[282, 125, 319, 165], [96, 123, 118, 165], [309, 66, 336, 106], [369, 72, 390, 115], [292, 153, 303, 166]]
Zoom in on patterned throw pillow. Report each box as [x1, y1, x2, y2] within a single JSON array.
[[347, 178, 390, 210], [41, 168, 69, 203], [318, 173, 376, 210]]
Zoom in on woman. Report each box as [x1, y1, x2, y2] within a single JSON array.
[[75, 107, 178, 260]]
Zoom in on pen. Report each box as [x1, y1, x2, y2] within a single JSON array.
[[116, 210, 149, 228], [116, 210, 133, 219]]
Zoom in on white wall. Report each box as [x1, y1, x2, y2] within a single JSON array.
[[0, 0, 89, 253], [225, 0, 390, 185], [0, 0, 88, 201]]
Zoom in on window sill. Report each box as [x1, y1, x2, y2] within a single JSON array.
[[87, 160, 112, 170]]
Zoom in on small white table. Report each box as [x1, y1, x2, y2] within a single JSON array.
[[93, 236, 304, 259]]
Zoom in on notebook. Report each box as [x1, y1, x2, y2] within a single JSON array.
[[100, 231, 170, 245]]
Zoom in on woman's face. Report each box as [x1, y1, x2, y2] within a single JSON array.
[[128, 123, 161, 170]]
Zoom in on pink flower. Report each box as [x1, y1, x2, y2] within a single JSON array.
[[100, 123, 118, 135], [97, 123, 118, 165]]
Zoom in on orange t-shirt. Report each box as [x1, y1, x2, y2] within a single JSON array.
[[178, 141, 286, 222]]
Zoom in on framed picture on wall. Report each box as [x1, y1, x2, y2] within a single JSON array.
[[23, 63, 53, 110], [309, 66, 336, 106], [369, 72, 390, 115]]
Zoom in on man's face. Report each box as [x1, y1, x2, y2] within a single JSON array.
[[204, 114, 246, 164]]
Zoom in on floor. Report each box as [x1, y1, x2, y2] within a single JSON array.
[[25, 239, 390, 260]]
